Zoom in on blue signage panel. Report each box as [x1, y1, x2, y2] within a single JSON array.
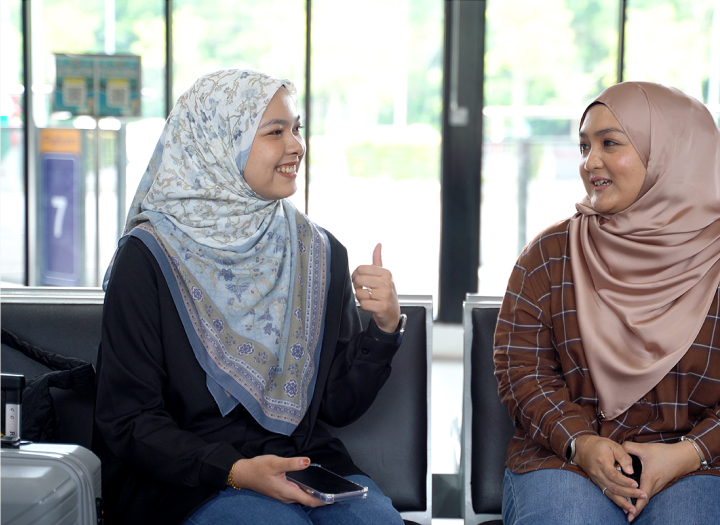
[[40, 153, 81, 286]]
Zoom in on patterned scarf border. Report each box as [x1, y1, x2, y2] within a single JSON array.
[[126, 208, 330, 435]]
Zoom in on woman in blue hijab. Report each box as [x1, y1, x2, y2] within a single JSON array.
[[94, 69, 406, 525]]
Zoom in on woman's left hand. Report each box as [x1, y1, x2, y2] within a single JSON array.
[[621, 440, 701, 522], [351, 243, 401, 333]]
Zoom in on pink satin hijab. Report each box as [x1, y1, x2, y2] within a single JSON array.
[[569, 82, 720, 420]]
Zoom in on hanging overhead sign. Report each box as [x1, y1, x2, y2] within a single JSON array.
[[54, 53, 142, 117]]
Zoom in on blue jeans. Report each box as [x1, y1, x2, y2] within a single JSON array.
[[502, 468, 720, 525], [184, 475, 404, 525]]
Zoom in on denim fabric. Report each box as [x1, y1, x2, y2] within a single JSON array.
[[502, 468, 720, 525], [184, 475, 404, 525]]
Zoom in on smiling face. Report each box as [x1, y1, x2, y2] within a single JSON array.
[[579, 104, 647, 215], [243, 87, 305, 200]]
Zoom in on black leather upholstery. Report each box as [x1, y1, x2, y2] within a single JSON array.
[[1, 301, 103, 449], [326, 306, 429, 513], [469, 306, 515, 516], [0, 292, 430, 523], [461, 301, 515, 524]]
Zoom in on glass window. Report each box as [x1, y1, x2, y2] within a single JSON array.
[[32, 0, 165, 286], [308, 0, 443, 302], [480, 0, 619, 296], [0, 0, 25, 285], [625, 1, 720, 111], [171, 0, 307, 210]]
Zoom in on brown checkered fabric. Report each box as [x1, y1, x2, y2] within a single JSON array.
[[494, 218, 720, 483]]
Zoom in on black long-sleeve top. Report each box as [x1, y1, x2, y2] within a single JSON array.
[[93, 232, 402, 524]]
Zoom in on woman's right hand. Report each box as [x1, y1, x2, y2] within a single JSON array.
[[230, 455, 325, 507], [573, 435, 647, 515]]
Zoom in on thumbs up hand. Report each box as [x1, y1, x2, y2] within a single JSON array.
[[351, 243, 401, 333], [372, 242, 383, 267]]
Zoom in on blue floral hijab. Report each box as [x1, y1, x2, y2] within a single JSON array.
[[105, 69, 330, 436]]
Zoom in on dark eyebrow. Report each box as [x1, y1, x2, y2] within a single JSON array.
[[258, 115, 301, 130], [579, 127, 627, 138]]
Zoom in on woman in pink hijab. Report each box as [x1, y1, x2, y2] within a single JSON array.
[[494, 82, 720, 524]]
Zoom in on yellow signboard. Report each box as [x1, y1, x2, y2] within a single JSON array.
[[39, 128, 81, 156]]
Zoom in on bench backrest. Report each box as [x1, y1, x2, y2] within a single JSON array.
[[0, 288, 432, 524], [336, 297, 432, 524], [461, 295, 515, 524], [1, 288, 104, 449]]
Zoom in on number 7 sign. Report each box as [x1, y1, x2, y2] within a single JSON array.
[[41, 154, 80, 285]]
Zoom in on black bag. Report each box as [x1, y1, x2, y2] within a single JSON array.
[[1, 328, 95, 443]]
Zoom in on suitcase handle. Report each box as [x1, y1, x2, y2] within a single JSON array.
[[1, 373, 25, 445]]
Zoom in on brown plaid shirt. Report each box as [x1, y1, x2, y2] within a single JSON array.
[[494, 218, 720, 483]]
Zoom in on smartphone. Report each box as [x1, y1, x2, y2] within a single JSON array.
[[286, 464, 369, 504], [620, 454, 642, 505]]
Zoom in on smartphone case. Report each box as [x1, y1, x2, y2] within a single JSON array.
[[621, 454, 643, 505], [286, 464, 368, 504], [1, 373, 102, 525], [289, 477, 368, 504]]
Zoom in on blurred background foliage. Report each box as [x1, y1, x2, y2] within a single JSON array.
[[2, 0, 719, 294]]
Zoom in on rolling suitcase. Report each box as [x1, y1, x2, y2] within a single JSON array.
[[1, 373, 102, 525]]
